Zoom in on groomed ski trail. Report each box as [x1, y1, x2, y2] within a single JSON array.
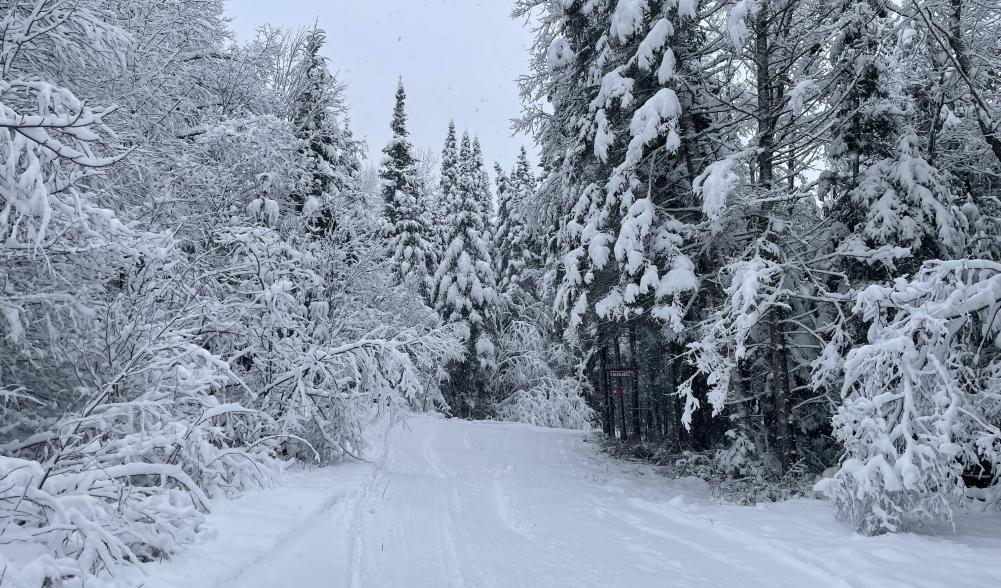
[[136, 415, 1001, 588]]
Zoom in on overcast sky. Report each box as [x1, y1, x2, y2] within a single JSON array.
[[225, 1, 535, 170]]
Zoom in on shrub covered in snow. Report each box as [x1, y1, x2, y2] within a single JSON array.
[[496, 377, 596, 430], [489, 318, 594, 430], [0, 3, 465, 583], [819, 260, 1001, 534]]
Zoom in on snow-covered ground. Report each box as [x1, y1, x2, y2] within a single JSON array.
[[129, 416, 1001, 588]]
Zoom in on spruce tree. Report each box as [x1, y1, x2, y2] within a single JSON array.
[[434, 121, 461, 262], [512, 149, 539, 286], [290, 29, 362, 233], [432, 131, 499, 416], [493, 162, 512, 284], [381, 80, 434, 289], [826, 1, 961, 277], [495, 147, 539, 298], [471, 138, 494, 227], [440, 121, 461, 202]]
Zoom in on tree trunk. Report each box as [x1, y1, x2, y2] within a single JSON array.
[[755, 2, 795, 472], [770, 309, 796, 471], [600, 342, 613, 436], [629, 327, 641, 438], [668, 349, 683, 452], [619, 392, 628, 442], [754, 3, 775, 188]]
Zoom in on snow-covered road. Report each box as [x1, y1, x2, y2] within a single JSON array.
[[135, 416, 1001, 588]]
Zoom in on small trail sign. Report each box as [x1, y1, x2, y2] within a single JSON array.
[[609, 369, 635, 377]]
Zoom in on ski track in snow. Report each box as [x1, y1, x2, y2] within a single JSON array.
[[132, 415, 1001, 588]]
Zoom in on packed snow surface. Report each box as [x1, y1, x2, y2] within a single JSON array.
[[133, 416, 1001, 588]]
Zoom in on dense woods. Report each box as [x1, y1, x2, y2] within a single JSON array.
[[517, 0, 1001, 535], [1, 0, 1000, 584]]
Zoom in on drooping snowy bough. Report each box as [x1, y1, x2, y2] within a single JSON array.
[[0, 2, 466, 584], [819, 260, 1001, 534]]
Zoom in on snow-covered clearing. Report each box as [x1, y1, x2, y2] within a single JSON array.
[[132, 416, 1001, 588]]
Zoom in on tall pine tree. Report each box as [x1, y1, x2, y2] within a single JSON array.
[[381, 80, 435, 289], [434, 121, 462, 263], [493, 161, 513, 285], [471, 137, 494, 230], [495, 147, 539, 299], [290, 29, 362, 232], [433, 131, 499, 416]]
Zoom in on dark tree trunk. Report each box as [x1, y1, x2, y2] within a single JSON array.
[[770, 309, 796, 471], [629, 327, 642, 438], [668, 349, 683, 452], [600, 342, 613, 436], [754, 2, 795, 472]]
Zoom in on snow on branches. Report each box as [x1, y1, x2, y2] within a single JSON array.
[[820, 260, 1001, 534], [523, 0, 1001, 534], [539, 0, 696, 334], [0, 4, 466, 582]]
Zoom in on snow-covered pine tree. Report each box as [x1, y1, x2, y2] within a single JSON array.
[[494, 161, 514, 286], [289, 29, 363, 231], [494, 147, 541, 302], [517, 0, 710, 446], [823, 0, 963, 276], [551, 0, 699, 335], [381, 80, 435, 290], [512, 148, 542, 292], [825, 0, 898, 214], [436, 121, 462, 262], [472, 137, 495, 233], [905, 0, 1001, 262], [432, 131, 499, 416], [440, 121, 462, 204]]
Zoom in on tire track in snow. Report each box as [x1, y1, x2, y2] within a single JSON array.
[[426, 422, 468, 587], [208, 472, 366, 588], [422, 423, 447, 480], [418, 422, 467, 587], [432, 422, 532, 587], [347, 418, 407, 588], [447, 423, 578, 587], [346, 467, 379, 588], [488, 427, 536, 537], [347, 418, 467, 587]]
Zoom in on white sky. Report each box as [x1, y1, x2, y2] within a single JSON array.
[[225, 0, 535, 170]]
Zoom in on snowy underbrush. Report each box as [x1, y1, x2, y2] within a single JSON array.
[[0, 432, 277, 588], [0, 398, 280, 586], [672, 452, 817, 505], [0, 316, 463, 586], [0, 314, 282, 585], [495, 377, 596, 429], [818, 260, 1001, 534], [490, 319, 595, 429], [603, 431, 818, 505], [0, 210, 464, 585]]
